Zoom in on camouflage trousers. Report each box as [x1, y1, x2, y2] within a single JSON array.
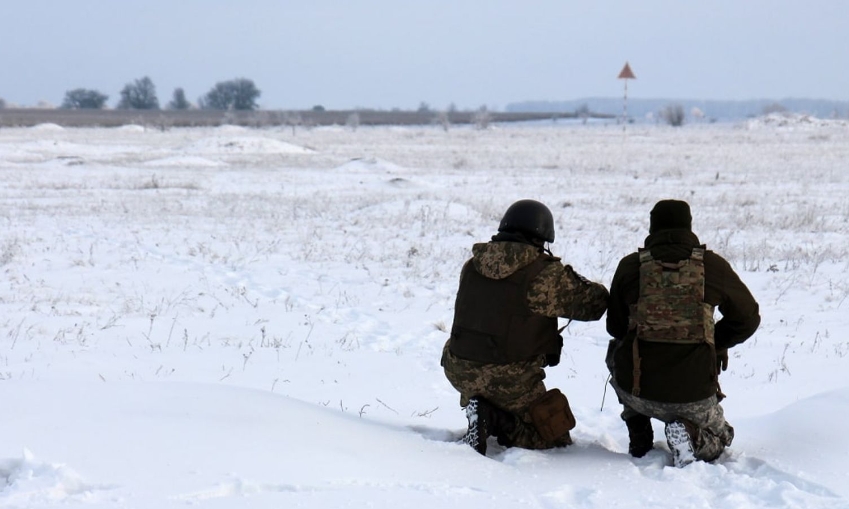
[[611, 380, 734, 462], [441, 341, 569, 450]]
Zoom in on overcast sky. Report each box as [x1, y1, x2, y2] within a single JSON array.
[[2, 1, 847, 110]]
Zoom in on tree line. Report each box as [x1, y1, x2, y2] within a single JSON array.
[[59, 77, 261, 111]]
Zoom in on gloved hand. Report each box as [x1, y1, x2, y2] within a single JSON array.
[[716, 348, 729, 374]]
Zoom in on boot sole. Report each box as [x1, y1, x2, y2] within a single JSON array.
[[462, 398, 486, 455], [665, 421, 696, 468]]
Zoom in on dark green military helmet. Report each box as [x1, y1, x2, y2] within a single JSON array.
[[498, 199, 555, 243]]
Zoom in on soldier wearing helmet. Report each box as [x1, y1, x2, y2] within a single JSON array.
[[442, 199, 609, 455]]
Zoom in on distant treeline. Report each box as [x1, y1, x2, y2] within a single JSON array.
[[0, 108, 614, 129], [507, 98, 849, 121]]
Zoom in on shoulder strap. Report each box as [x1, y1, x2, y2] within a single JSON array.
[[691, 245, 706, 261]]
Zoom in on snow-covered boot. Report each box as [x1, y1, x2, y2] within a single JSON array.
[[462, 397, 490, 455], [665, 420, 697, 468], [626, 414, 654, 458]]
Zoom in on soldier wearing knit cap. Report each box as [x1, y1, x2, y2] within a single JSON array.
[[649, 199, 692, 233], [606, 199, 760, 467]]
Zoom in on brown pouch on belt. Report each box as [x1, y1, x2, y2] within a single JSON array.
[[529, 388, 576, 442]]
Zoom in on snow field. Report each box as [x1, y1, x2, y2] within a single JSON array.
[[0, 119, 848, 508]]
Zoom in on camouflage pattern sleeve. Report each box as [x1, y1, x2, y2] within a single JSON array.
[[527, 263, 610, 320]]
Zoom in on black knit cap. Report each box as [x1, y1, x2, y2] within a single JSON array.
[[649, 199, 692, 233]]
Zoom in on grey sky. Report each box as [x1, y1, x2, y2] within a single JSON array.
[[2, 1, 847, 110]]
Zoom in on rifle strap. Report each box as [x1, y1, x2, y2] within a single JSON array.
[[631, 335, 642, 397]]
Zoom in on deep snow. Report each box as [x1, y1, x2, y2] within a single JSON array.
[[1, 118, 848, 508]]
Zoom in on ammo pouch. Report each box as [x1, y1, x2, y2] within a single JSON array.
[[529, 389, 576, 442]]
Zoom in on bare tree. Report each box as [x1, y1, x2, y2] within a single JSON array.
[[660, 104, 685, 127], [576, 103, 590, 124], [346, 112, 360, 131], [201, 78, 261, 111], [168, 88, 191, 110], [473, 105, 492, 130], [61, 89, 109, 109], [117, 76, 159, 110], [283, 111, 303, 134], [436, 111, 450, 131], [153, 114, 173, 132], [762, 102, 787, 115]]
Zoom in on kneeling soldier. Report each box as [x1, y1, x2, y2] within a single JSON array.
[[442, 199, 609, 455]]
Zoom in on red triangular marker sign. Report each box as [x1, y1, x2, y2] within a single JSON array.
[[618, 62, 636, 80]]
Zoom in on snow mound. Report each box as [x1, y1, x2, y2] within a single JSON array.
[[387, 177, 417, 188], [117, 124, 146, 132], [17, 140, 144, 156], [736, 386, 849, 498], [4, 381, 843, 509], [334, 157, 406, 174], [745, 113, 848, 130], [0, 449, 113, 506], [214, 124, 248, 133], [142, 155, 226, 167], [185, 136, 314, 154], [314, 125, 346, 133], [29, 123, 64, 132]]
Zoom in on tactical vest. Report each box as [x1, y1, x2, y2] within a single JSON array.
[[627, 246, 715, 395], [449, 255, 561, 364]]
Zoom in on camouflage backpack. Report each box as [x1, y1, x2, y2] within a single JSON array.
[[628, 246, 715, 395]]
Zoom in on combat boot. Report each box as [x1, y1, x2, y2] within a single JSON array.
[[493, 410, 518, 447], [665, 419, 697, 468], [463, 396, 516, 455], [625, 414, 654, 458], [462, 397, 491, 455]]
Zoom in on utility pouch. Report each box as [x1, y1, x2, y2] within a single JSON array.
[[529, 388, 576, 442]]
